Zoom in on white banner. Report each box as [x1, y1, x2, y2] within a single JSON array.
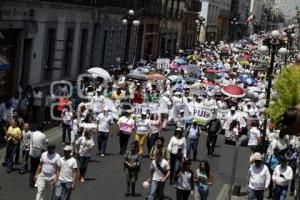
[[156, 58, 170, 70]]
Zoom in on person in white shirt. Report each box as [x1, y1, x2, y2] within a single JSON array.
[[272, 157, 293, 200], [168, 127, 187, 184], [148, 150, 170, 200], [75, 129, 94, 183], [29, 130, 47, 187], [32, 87, 43, 123], [247, 121, 261, 152], [55, 146, 77, 200], [90, 90, 104, 115], [20, 123, 31, 174], [44, 93, 53, 124], [10, 92, 20, 110], [61, 107, 72, 145], [248, 152, 271, 200], [135, 112, 151, 156], [96, 106, 114, 157], [35, 143, 61, 200]]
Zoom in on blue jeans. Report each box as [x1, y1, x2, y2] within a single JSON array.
[[55, 180, 72, 200], [149, 180, 165, 200], [248, 188, 264, 200], [4, 141, 18, 170], [187, 138, 199, 159], [273, 185, 288, 200], [97, 131, 109, 154]]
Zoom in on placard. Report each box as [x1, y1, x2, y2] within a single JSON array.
[[156, 58, 170, 70]]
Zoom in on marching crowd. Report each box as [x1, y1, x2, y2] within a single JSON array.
[[1, 33, 300, 200]]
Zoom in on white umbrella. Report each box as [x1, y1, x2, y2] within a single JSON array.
[[87, 67, 111, 81]]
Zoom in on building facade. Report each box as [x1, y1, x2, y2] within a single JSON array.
[[200, 0, 232, 42]]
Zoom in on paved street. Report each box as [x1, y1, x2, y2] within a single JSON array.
[[0, 125, 237, 200]]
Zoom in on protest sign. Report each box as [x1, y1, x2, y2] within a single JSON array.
[[156, 58, 170, 70]]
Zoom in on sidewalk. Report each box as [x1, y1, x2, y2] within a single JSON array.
[[0, 125, 61, 157]]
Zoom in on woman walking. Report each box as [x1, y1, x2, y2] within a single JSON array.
[[167, 127, 187, 185], [224, 120, 239, 145], [147, 113, 161, 155], [124, 141, 141, 197], [118, 110, 135, 155], [2, 119, 22, 173], [194, 160, 213, 200], [75, 129, 94, 183], [175, 160, 194, 200]]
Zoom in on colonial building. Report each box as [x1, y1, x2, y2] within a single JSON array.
[[0, 0, 99, 100], [200, 0, 232, 42], [180, 0, 202, 49]]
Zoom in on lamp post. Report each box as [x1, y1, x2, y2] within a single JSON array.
[[259, 30, 288, 144], [195, 15, 205, 45], [231, 17, 239, 41], [122, 9, 140, 69], [296, 8, 300, 45]]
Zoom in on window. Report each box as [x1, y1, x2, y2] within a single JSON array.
[[43, 28, 56, 81], [79, 29, 88, 73], [62, 29, 74, 77]]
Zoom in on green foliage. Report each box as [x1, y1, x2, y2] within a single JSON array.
[[267, 64, 300, 122]]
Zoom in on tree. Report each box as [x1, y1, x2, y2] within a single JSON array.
[[267, 64, 300, 123]]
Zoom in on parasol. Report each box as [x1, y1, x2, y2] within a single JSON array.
[[173, 58, 188, 65], [126, 73, 147, 81], [87, 67, 111, 81], [146, 73, 165, 80], [206, 73, 220, 80], [221, 85, 245, 98]]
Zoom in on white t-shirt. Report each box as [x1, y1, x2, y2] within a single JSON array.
[[76, 136, 94, 157], [62, 111, 72, 125], [187, 126, 200, 140], [91, 95, 104, 113], [168, 136, 187, 157], [58, 157, 78, 182], [40, 152, 61, 180], [96, 113, 113, 133], [33, 91, 43, 106], [248, 127, 261, 146], [272, 165, 293, 187], [150, 159, 170, 181], [30, 131, 47, 157], [248, 164, 271, 190], [136, 119, 151, 134]]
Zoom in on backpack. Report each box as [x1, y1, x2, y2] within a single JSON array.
[[208, 119, 221, 134]]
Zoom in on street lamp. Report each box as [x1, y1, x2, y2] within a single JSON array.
[[260, 30, 288, 145], [195, 16, 205, 45], [122, 9, 140, 68], [231, 17, 239, 41]]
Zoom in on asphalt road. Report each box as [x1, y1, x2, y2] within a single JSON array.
[[0, 125, 249, 200]]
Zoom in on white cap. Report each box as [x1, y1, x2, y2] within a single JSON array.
[[141, 111, 147, 115], [180, 109, 184, 113], [103, 106, 109, 111], [231, 106, 236, 111], [63, 145, 73, 151]]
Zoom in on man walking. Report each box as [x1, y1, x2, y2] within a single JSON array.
[[35, 143, 61, 200], [186, 120, 201, 160], [206, 113, 222, 157], [148, 150, 170, 200], [272, 157, 293, 200], [248, 152, 271, 200], [29, 130, 47, 188], [96, 106, 114, 157], [55, 146, 77, 200]]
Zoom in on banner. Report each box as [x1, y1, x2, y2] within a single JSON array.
[[133, 103, 159, 115], [156, 58, 170, 70]]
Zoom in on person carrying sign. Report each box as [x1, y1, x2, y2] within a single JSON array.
[[205, 113, 222, 157], [186, 120, 201, 161]]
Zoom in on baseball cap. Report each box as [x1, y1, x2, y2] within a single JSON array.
[[252, 152, 262, 161], [103, 106, 109, 111], [63, 145, 73, 151]]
